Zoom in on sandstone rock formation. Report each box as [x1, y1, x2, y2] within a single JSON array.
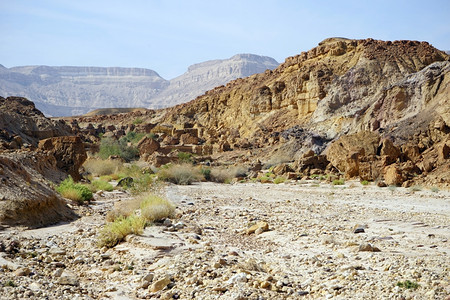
[[0, 54, 279, 116], [0, 153, 76, 228]]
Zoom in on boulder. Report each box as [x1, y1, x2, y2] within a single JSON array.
[[384, 164, 404, 186], [326, 131, 380, 175], [0, 155, 76, 228], [379, 138, 400, 165], [137, 136, 160, 156], [179, 133, 199, 145], [272, 163, 294, 176], [38, 136, 87, 181]]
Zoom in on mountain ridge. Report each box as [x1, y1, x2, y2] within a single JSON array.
[[0, 54, 279, 116]]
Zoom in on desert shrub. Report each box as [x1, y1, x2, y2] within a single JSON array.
[[157, 163, 202, 185], [97, 215, 146, 248], [130, 173, 156, 194], [201, 167, 211, 181], [177, 152, 193, 163], [430, 186, 439, 193], [139, 194, 175, 222], [56, 176, 92, 204], [133, 118, 143, 125], [409, 185, 422, 192], [123, 131, 145, 145], [99, 175, 113, 182], [91, 179, 114, 192], [274, 176, 286, 184], [361, 180, 370, 186], [396, 280, 419, 289], [98, 137, 139, 161], [83, 158, 123, 176], [332, 179, 345, 185], [258, 175, 272, 183]]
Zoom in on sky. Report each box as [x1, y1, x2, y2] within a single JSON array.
[[1, 0, 449, 79]]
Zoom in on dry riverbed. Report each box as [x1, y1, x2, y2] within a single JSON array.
[[1, 181, 449, 299]]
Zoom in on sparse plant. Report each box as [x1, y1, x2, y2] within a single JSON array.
[[332, 179, 345, 185], [4, 280, 16, 287], [361, 180, 370, 186], [264, 154, 292, 169], [388, 185, 397, 194], [430, 186, 439, 193], [396, 280, 419, 290], [56, 176, 93, 204], [133, 118, 143, 125], [139, 193, 175, 222], [123, 131, 145, 145], [201, 167, 211, 181], [98, 137, 139, 161], [274, 176, 286, 184], [91, 179, 114, 192], [409, 185, 422, 192], [177, 152, 193, 163], [83, 158, 123, 176], [157, 163, 202, 185], [97, 214, 146, 248]]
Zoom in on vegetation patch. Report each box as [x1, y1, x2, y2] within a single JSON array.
[[98, 137, 139, 161], [274, 176, 286, 184], [139, 193, 175, 222], [97, 215, 146, 248], [83, 158, 123, 176], [332, 179, 345, 185], [396, 280, 419, 290], [91, 179, 114, 192], [56, 176, 93, 204], [157, 163, 202, 185], [360, 180, 370, 185]]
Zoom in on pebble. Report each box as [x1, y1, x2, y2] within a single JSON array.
[[150, 276, 171, 292]]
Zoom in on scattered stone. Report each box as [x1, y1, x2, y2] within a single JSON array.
[[246, 221, 269, 234], [49, 246, 66, 256], [358, 243, 381, 252], [353, 224, 366, 233], [150, 276, 171, 292], [58, 271, 79, 286], [13, 267, 30, 276]]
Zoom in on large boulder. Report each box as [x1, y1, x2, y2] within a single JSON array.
[[137, 136, 160, 156], [0, 154, 76, 228], [325, 131, 380, 176], [38, 136, 87, 181]]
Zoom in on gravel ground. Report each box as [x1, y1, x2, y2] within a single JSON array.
[[0, 181, 449, 299]]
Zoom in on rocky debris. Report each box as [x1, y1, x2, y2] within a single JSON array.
[[246, 221, 269, 235], [0, 182, 448, 299], [358, 243, 381, 252], [38, 136, 87, 181]]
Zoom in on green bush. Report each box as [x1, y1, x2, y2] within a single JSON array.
[[91, 179, 114, 192], [56, 176, 93, 204], [274, 176, 286, 184], [332, 179, 345, 185], [177, 152, 193, 163], [97, 215, 146, 248], [98, 137, 139, 161], [396, 280, 419, 289], [123, 131, 145, 145], [133, 118, 143, 125], [361, 180, 369, 186], [201, 167, 211, 181]]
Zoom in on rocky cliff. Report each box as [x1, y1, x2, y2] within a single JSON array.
[[166, 38, 448, 141], [0, 54, 278, 116]]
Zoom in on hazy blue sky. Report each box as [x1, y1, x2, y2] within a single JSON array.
[[1, 0, 449, 79]]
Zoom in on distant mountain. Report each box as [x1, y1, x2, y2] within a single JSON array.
[[0, 54, 279, 116], [150, 54, 279, 108]]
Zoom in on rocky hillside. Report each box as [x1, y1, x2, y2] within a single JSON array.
[[0, 54, 278, 117]]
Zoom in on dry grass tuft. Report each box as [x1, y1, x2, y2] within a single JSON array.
[[97, 215, 146, 248], [83, 158, 123, 176], [139, 193, 175, 222], [158, 163, 202, 185]]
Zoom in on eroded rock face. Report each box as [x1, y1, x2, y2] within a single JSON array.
[[0, 154, 76, 228], [38, 136, 87, 181], [0, 97, 72, 149]]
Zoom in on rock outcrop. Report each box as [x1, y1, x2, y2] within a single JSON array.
[[0, 153, 76, 228]]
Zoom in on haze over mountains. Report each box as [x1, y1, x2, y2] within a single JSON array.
[[0, 54, 279, 117]]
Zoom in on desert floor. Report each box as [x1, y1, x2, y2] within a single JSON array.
[[1, 181, 449, 299]]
